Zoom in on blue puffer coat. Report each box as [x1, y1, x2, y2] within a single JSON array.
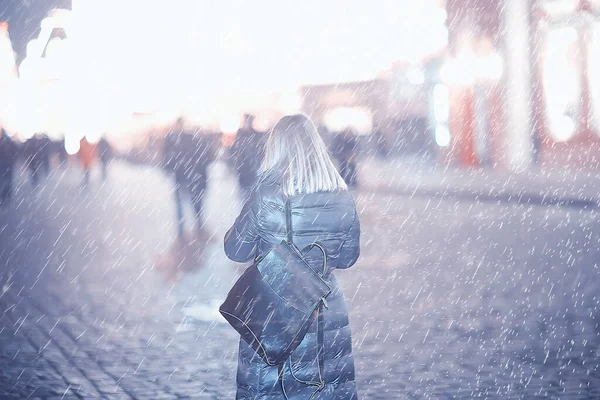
[[224, 182, 360, 399]]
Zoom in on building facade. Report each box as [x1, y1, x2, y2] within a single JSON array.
[[444, 0, 600, 170]]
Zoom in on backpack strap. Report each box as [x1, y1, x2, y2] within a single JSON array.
[[315, 304, 326, 393], [285, 197, 293, 244], [281, 197, 327, 397]]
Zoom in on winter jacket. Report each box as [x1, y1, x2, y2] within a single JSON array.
[[97, 138, 112, 162], [163, 130, 218, 188], [0, 132, 18, 170], [229, 129, 265, 188], [78, 138, 96, 169], [224, 181, 360, 399], [331, 133, 358, 162]]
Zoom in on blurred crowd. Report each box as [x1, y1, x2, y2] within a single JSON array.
[[1, 117, 372, 284], [0, 116, 368, 239], [161, 114, 367, 240], [0, 128, 114, 206]]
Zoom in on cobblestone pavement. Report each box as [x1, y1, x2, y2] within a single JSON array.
[[1, 161, 600, 399]]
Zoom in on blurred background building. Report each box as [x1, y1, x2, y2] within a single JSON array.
[[443, 0, 600, 170], [0, 0, 598, 169]]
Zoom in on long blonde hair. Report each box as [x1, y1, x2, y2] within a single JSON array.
[[260, 114, 348, 196]]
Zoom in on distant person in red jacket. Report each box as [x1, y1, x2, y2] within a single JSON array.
[[79, 137, 96, 186]]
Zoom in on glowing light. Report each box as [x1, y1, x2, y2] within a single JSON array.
[[540, 0, 580, 17], [440, 52, 476, 85], [543, 26, 580, 142], [0, 29, 16, 81], [432, 8, 447, 23], [220, 115, 241, 135], [45, 38, 65, 60], [406, 68, 425, 85], [85, 131, 102, 144], [40, 17, 54, 32], [549, 115, 576, 142], [441, 51, 503, 86], [279, 91, 303, 114], [475, 53, 504, 82], [253, 113, 275, 132], [65, 136, 80, 155], [435, 124, 451, 147], [323, 106, 373, 135], [9, 1, 450, 149], [25, 40, 41, 59], [49, 9, 71, 31], [36, 20, 54, 57], [589, 22, 600, 132]]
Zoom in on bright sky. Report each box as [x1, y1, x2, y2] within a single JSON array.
[[71, 0, 447, 87], [64, 1, 446, 129], [5, 1, 448, 139]]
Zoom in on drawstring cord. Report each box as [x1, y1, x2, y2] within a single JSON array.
[[280, 302, 326, 399], [279, 199, 329, 398]]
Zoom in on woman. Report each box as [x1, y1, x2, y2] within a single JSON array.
[[224, 114, 360, 399]]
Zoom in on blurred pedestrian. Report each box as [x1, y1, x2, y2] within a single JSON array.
[[317, 123, 333, 149], [229, 114, 265, 200], [0, 128, 18, 205], [78, 136, 96, 186], [374, 129, 388, 159], [163, 118, 217, 239], [97, 136, 113, 181], [333, 128, 359, 187], [39, 134, 51, 176], [532, 128, 542, 165], [224, 114, 360, 399], [56, 136, 68, 167], [24, 134, 45, 188]]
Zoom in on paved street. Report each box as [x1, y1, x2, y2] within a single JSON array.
[[1, 160, 600, 399]]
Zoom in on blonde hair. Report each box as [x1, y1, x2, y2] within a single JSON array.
[[260, 114, 348, 196]]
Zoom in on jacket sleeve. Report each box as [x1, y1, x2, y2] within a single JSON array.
[[224, 189, 262, 263], [337, 209, 360, 269]]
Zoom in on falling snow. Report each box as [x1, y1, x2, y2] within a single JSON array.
[[0, 152, 598, 399], [1, 0, 600, 399]]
